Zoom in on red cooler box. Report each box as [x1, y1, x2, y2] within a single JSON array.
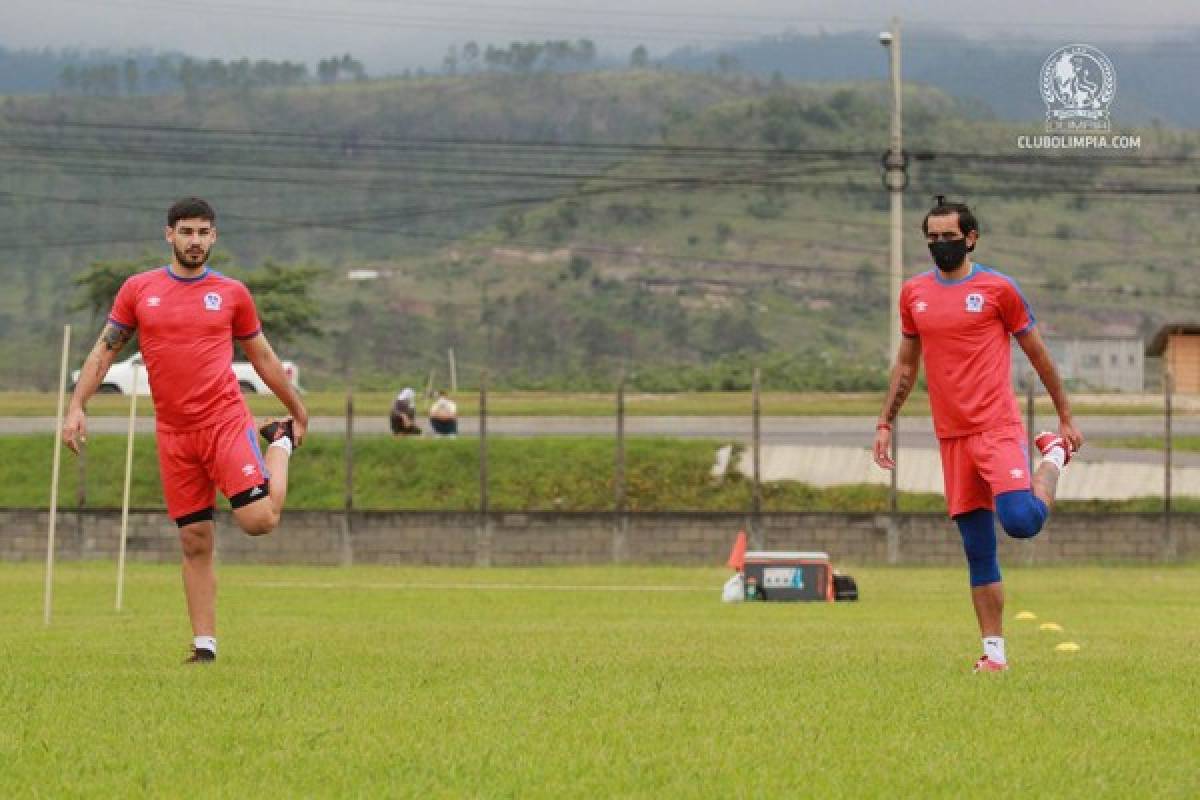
[[742, 550, 834, 602]]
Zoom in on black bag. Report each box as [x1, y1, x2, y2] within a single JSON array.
[[833, 573, 859, 602]]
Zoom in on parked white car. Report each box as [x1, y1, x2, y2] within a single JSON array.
[[71, 353, 300, 396]]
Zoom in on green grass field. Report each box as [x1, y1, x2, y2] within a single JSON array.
[[0, 390, 1179, 418], [2, 562, 1197, 797]]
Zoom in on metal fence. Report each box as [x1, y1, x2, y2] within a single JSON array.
[[331, 364, 1188, 555]]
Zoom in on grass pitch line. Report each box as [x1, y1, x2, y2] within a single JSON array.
[[248, 580, 713, 593]]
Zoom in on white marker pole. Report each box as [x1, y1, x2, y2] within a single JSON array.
[[115, 361, 139, 611], [44, 324, 71, 625]]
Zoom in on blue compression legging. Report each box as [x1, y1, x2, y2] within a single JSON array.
[[954, 490, 1050, 587]]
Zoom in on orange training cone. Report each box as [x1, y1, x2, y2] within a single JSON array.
[[727, 530, 747, 571]]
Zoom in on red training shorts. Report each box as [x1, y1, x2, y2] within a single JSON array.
[[937, 422, 1031, 517], [156, 412, 270, 521]]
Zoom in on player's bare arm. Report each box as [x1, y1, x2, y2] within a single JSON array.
[[239, 332, 308, 445], [62, 322, 134, 454], [874, 336, 921, 470], [1016, 326, 1083, 451]]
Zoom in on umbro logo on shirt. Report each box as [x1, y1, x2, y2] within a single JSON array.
[[147, 296, 161, 307], [1009, 468, 1025, 480], [242, 463, 257, 477], [915, 301, 928, 313]]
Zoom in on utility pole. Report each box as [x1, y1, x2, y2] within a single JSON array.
[[881, 18, 906, 518], [341, 269, 378, 566], [881, 18, 905, 360]]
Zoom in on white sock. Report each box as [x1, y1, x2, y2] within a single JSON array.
[[194, 636, 217, 655], [1042, 446, 1066, 471], [983, 636, 1006, 664], [269, 436, 293, 456]]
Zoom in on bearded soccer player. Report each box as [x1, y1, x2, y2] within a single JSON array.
[[873, 199, 1084, 673], [62, 198, 308, 664]]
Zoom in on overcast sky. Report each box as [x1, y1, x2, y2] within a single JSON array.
[[6, 0, 1200, 71]]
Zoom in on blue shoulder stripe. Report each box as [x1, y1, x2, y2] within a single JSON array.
[[977, 265, 1036, 332]]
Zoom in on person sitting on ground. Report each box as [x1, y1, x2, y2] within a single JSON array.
[[428, 390, 458, 438], [389, 387, 420, 436]]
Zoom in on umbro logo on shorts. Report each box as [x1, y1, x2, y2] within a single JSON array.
[[250, 486, 263, 497]]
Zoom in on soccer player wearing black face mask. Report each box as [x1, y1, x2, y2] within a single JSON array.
[[873, 198, 1084, 673]]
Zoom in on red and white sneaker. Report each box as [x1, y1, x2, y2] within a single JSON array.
[[973, 655, 1008, 673], [1034, 431, 1073, 466]]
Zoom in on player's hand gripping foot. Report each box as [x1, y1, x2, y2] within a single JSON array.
[[185, 647, 216, 664], [973, 655, 1008, 673], [259, 418, 296, 448], [1035, 431, 1073, 467]]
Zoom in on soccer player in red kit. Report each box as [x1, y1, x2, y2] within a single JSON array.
[[873, 199, 1084, 673], [62, 198, 308, 664]]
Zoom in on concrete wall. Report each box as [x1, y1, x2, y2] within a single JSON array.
[[3, 510, 1196, 566]]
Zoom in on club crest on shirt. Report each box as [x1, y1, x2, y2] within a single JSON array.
[[965, 293, 984, 313], [204, 292, 222, 311], [915, 300, 928, 313], [147, 296, 161, 307]]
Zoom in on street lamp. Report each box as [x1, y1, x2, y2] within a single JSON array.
[[880, 18, 905, 361], [881, 18, 905, 515], [341, 268, 379, 565], [344, 267, 380, 389]]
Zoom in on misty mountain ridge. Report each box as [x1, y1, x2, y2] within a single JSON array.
[[2, 69, 1198, 391], [3, 28, 1200, 128]]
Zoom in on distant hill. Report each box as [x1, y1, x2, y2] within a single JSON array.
[[664, 30, 1200, 129], [2, 70, 1198, 392], [0, 46, 179, 94], [7, 30, 1200, 129]]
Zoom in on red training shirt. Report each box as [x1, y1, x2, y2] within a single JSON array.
[[899, 263, 1035, 439], [108, 266, 261, 432]]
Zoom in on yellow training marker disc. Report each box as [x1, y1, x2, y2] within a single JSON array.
[[1055, 642, 1081, 653], [1015, 611, 1037, 621], [1039, 622, 1064, 632]]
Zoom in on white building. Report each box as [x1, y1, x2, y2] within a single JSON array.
[[1011, 337, 1144, 393]]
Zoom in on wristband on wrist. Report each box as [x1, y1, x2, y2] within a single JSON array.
[[876, 422, 892, 432]]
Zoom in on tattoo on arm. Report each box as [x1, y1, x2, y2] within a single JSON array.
[[100, 324, 133, 353], [885, 374, 913, 422]]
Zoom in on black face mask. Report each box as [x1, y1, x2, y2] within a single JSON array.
[[928, 238, 969, 272]]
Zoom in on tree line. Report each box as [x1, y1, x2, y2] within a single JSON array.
[[52, 40, 665, 95], [57, 54, 366, 96], [441, 39, 598, 75], [440, 40, 660, 74]]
